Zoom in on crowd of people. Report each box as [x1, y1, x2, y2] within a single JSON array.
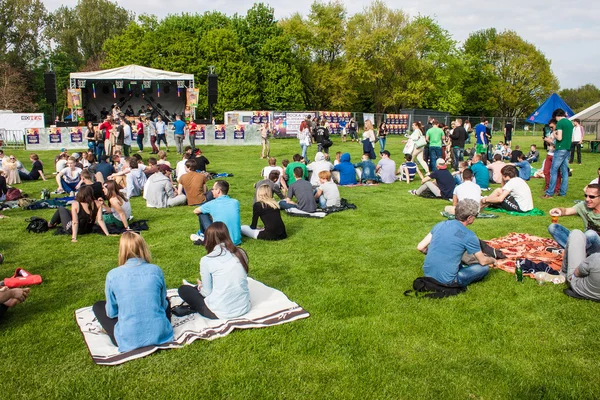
[[1, 108, 599, 354]]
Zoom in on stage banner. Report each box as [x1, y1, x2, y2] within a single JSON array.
[[195, 125, 206, 140], [186, 88, 199, 108], [26, 128, 40, 145], [284, 111, 316, 138], [252, 111, 269, 124], [272, 112, 287, 136], [214, 125, 226, 140], [67, 89, 82, 109], [49, 127, 62, 144], [70, 127, 83, 143], [233, 125, 245, 140]]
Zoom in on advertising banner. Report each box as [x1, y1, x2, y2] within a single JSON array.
[[186, 88, 199, 108], [26, 128, 40, 144], [70, 127, 83, 143], [284, 111, 316, 138], [233, 125, 245, 139], [195, 125, 206, 140], [272, 112, 287, 136], [67, 89, 82, 109], [0, 113, 45, 136], [214, 125, 226, 140], [49, 127, 62, 144], [252, 111, 269, 124]]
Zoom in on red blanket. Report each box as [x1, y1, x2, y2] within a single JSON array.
[[485, 233, 563, 276]]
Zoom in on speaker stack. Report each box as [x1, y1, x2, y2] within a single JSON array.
[[208, 74, 218, 105], [44, 72, 57, 104]]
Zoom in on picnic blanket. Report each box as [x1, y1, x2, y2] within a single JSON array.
[[75, 278, 309, 366], [341, 183, 380, 187], [320, 199, 356, 215], [484, 232, 563, 276], [440, 211, 498, 220], [484, 207, 545, 217], [285, 208, 327, 218]]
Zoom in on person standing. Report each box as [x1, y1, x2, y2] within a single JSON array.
[[189, 120, 198, 151], [544, 109, 573, 198], [570, 118, 584, 164], [378, 122, 388, 153], [172, 114, 187, 155], [410, 121, 429, 175], [504, 120, 513, 146], [99, 116, 113, 156], [475, 118, 488, 163], [122, 119, 132, 157], [155, 116, 168, 151], [298, 119, 311, 161], [449, 118, 467, 170], [425, 120, 444, 171], [147, 117, 159, 154], [260, 122, 270, 159], [136, 118, 145, 152]]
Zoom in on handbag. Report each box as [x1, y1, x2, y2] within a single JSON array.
[[403, 139, 415, 155], [304, 135, 312, 146], [415, 134, 427, 148]]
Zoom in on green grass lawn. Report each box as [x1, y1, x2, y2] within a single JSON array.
[[1, 134, 599, 399]]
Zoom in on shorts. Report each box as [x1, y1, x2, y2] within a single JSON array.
[[476, 144, 487, 154], [489, 194, 524, 213]]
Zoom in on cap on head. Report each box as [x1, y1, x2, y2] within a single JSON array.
[[159, 164, 172, 172]]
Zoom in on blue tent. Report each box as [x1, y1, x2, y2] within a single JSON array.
[[526, 93, 574, 124]]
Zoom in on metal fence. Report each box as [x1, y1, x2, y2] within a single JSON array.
[[0, 129, 25, 149]]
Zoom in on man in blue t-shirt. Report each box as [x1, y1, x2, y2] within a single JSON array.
[[191, 180, 241, 245], [469, 154, 489, 189], [172, 114, 187, 155], [417, 199, 496, 286]]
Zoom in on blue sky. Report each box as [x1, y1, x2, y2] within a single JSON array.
[[45, 0, 599, 89]]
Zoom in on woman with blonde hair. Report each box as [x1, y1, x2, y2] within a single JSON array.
[[156, 150, 171, 167], [92, 232, 174, 352], [241, 185, 287, 240], [2, 155, 20, 185], [410, 121, 429, 174], [101, 180, 132, 229], [362, 120, 376, 159], [178, 222, 251, 319]]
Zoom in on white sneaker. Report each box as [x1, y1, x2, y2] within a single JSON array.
[[190, 233, 204, 242]]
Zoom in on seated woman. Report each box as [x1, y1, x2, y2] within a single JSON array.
[[178, 222, 251, 319], [93, 232, 174, 352], [55, 157, 82, 194], [2, 155, 20, 185], [101, 180, 132, 229], [242, 185, 287, 241], [19, 153, 46, 181], [48, 186, 110, 242]]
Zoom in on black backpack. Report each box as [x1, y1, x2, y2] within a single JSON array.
[[404, 277, 467, 299], [25, 217, 49, 233]]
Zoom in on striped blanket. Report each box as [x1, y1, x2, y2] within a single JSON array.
[[75, 278, 309, 366]]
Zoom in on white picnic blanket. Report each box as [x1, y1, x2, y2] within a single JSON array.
[[284, 208, 327, 218], [75, 278, 309, 366]]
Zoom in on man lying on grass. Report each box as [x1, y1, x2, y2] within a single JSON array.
[[417, 199, 496, 287]]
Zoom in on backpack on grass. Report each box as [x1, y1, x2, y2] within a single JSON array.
[[25, 217, 49, 233], [404, 277, 466, 299]]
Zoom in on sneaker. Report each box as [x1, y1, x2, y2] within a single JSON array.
[[409, 190, 417, 195], [190, 233, 205, 244]]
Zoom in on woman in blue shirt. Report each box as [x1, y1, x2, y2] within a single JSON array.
[[178, 222, 250, 319], [92, 232, 173, 352]]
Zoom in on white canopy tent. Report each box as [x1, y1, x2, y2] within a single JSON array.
[[69, 65, 195, 123], [570, 101, 600, 139]]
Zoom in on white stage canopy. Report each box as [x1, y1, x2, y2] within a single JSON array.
[[69, 64, 194, 83]]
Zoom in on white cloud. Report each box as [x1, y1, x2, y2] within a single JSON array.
[[42, 0, 600, 89]]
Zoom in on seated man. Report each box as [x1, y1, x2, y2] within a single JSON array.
[[354, 153, 378, 183], [177, 159, 208, 206], [397, 154, 423, 184], [94, 155, 115, 182], [143, 164, 187, 208], [526, 144, 540, 163], [284, 154, 308, 185], [548, 184, 600, 254], [333, 152, 357, 185], [486, 154, 505, 184], [482, 165, 533, 213], [562, 229, 600, 301], [193, 148, 210, 172], [191, 180, 241, 245], [417, 199, 496, 287], [514, 153, 531, 181], [444, 169, 481, 215], [314, 170, 341, 209], [307, 152, 333, 186], [376, 150, 396, 184], [144, 157, 159, 178], [261, 157, 283, 180], [254, 170, 285, 203], [279, 167, 317, 212], [409, 158, 455, 200], [124, 158, 147, 198], [469, 154, 489, 189]]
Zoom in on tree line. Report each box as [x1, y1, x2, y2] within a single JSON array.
[[1, 0, 598, 122]]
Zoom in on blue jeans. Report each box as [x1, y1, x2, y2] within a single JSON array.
[[318, 195, 327, 209], [300, 143, 308, 161], [95, 143, 105, 161], [456, 264, 489, 287], [196, 191, 215, 235], [452, 147, 464, 170], [429, 146, 442, 171], [61, 178, 80, 193], [546, 149, 569, 196], [137, 134, 144, 151], [548, 223, 600, 254], [379, 137, 386, 153], [278, 200, 297, 210]]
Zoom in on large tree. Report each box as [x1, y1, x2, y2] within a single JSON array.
[[559, 84, 600, 113], [0, 0, 47, 67], [462, 28, 558, 117]]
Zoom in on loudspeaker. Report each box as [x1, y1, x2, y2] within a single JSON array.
[[44, 72, 57, 104], [208, 74, 218, 104]]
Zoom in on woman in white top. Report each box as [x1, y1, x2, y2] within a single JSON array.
[[55, 157, 82, 194], [298, 119, 311, 161], [101, 180, 131, 229], [178, 222, 250, 319], [2, 155, 20, 185], [410, 121, 430, 174], [362, 119, 376, 159]]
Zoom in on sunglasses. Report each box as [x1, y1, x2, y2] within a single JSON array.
[[585, 194, 598, 199]]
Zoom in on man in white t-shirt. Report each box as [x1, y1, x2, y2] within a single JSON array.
[[570, 118, 584, 164], [261, 157, 284, 180], [376, 150, 397, 184], [444, 169, 481, 215], [482, 165, 533, 213], [314, 170, 340, 208]]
